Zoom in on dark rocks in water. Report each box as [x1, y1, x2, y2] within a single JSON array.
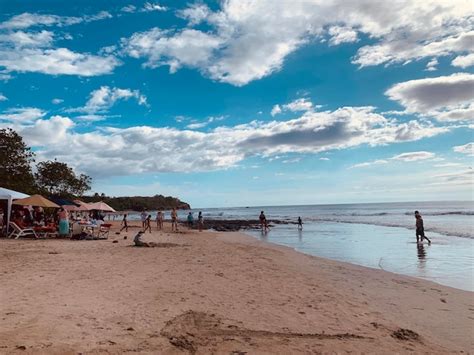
[[182, 219, 295, 232]]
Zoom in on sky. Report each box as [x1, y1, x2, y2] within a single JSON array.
[[0, 0, 473, 208]]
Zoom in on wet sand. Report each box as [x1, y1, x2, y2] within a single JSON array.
[[0, 221, 472, 354]]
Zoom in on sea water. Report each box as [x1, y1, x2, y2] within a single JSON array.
[[125, 201, 474, 291]]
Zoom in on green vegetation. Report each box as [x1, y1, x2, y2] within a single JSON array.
[[82, 194, 190, 211]]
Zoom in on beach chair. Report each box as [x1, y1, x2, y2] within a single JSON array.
[[97, 223, 111, 239], [8, 222, 38, 239]]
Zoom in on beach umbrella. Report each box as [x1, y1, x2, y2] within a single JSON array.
[[63, 200, 91, 212], [0, 187, 29, 235], [50, 198, 80, 206], [88, 201, 116, 212], [13, 194, 60, 208]]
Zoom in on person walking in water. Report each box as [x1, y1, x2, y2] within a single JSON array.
[[297, 216, 303, 230], [171, 208, 178, 232], [415, 211, 431, 244], [259, 211, 268, 232], [120, 213, 128, 232], [187, 212, 194, 229]]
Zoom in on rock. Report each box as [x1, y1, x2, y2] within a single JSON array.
[[112, 240, 118, 243]]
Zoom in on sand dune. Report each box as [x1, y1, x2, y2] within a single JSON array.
[[0, 222, 472, 354]]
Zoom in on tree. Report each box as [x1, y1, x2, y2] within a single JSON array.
[[0, 128, 36, 193], [35, 160, 91, 197]]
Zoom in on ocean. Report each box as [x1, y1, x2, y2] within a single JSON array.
[[123, 201, 474, 291]]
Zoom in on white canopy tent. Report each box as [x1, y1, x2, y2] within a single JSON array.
[[0, 187, 29, 235]]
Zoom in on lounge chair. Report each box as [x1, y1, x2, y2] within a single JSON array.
[[8, 222, 38, 239], [97, 223, 111, 239]]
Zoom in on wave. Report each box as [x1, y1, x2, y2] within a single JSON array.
[[403, 211, 474, 216], [307, 217, 473, 239]]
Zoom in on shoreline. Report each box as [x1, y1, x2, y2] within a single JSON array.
[[1, 222, 472, 353]]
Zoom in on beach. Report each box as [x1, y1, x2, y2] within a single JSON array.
[[0, 221, 472, 354]]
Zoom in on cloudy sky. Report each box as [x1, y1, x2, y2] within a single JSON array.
[[0, 0, 473, 207]]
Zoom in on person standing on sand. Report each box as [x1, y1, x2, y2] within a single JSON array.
[[58, 208, 69, 237], [198, 211, 204, 232], [120, 213, 128, 232], [144, 215, 152, 233], [140, 210, 147, 228], [259, 211, 268, 232], [171, 208, 178, 232], [297, 216, 303, 230], [415, 211, 431, 244], [187, 212, 194, 229], [156, 210, 163, 230]]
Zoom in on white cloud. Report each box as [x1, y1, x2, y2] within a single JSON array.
[[123, 28, 222, 74], [328, 26, 358, 46], [0, 93, 7, 101], [452, 53, 474, 68], [0, 11, 112, 29], [11, 106, 449, 178], [391, 151, 435, 161], [123, 0, 473, 86], [432, 169, 473, 186], [75, 86, 147, 114], [0, 30, 54, 47], [143, 2, 167, 12], [351, 159, 388, 169], [51, 98, 63, 104], [386, 73, 474, 122], [0, 107, 45, 123], [271, 98, 313, 116], [177, 3, 211, 26], [121, 5, 137, 13], [453, 142, 474, 156], [0, 47, 119, 76], [351, 151, 436, 168], [319, 157, 330, 161], [425, 58, 438, 72], [270, 105, 282, 117], [186, 115, 226, 130]]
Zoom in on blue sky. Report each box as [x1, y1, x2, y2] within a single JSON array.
[[0, 0, 473, 207]]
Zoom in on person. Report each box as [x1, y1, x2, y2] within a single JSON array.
[[187, 212, 194, 229], [120, 213, 128, 232], [259, 211, 268, 232], [198, 211, 204, 232], [140, 210, 147, 228], [156, 210, 163, 230], [144, 214, 152, 233], [58, 208, 69, 237], [171, 208, 178, 232], [297, 216, 303, 230], [134, 231, 151, 247], [415, 211, 431, 244]]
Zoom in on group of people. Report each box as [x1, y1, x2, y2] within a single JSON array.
[[120, 208, 205, 234], [259, 211, 304, 232]]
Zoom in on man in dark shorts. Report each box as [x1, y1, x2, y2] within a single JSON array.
[[259, 211, 268, 232], [120, 213, 128, 232], [415, 211, 431, 244]]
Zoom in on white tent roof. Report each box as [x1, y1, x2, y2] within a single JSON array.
[[0, 187, 29, 200]]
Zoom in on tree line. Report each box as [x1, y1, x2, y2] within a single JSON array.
[[0, 128, 91, 197], [0, 129, 191, 210]]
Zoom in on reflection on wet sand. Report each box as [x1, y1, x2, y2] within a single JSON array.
[[417, 242, 426, 269]]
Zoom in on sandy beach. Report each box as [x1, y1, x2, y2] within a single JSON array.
[[0, 221, 472, 354]]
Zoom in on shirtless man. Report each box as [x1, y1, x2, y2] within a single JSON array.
[[171, 208, 178, 232]]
